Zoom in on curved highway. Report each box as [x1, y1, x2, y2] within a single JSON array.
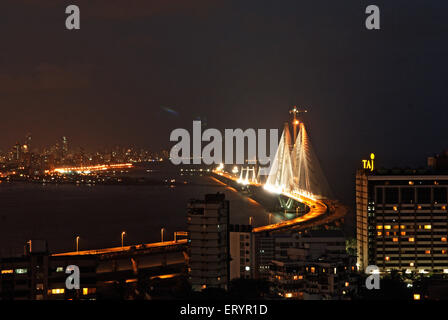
[[213, 171, 345, 233]]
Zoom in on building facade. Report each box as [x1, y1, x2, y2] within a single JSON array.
[[229, 224, 253, 280], [0, 240, 97, 300], [356, 168, 448, 274], [254, 230, 348, 279], [0, 239, 188, 300], [187, 193, 230, 291], [269, 258, 355, 300], [265, 230, 355, 300]]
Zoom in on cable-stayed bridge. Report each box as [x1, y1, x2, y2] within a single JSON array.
[[214, 109, 347, 232]]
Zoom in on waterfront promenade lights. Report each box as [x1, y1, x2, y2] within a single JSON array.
[[76, 236, 80, 252], [121, 231, 126, 248], [161, 228, 166, 242]]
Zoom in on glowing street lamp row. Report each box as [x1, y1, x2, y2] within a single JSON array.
[[47, 163, 133, 174]]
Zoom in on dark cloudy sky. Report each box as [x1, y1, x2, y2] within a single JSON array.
[[1, 0, 448, 203]]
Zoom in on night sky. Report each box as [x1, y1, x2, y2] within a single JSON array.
[[1, 0, 448, 204]]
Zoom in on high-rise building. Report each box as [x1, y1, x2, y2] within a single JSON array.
[[62, 136, 68, 159], [187, 193, 229, 291], [13, 142, 21, 162], [229, 224, 253, 280], [356, 165, 448, 274], [25, 134, 32, 152]]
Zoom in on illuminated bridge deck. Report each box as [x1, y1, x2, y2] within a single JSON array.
[[52, 239, 187, 257]]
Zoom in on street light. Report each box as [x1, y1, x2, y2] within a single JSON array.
[[161, 228, 166, 242], [121, 231, 126, 248], [76, 236, 80, 252]]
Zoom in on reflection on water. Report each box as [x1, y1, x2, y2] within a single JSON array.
[[0, 165, 269, 255]]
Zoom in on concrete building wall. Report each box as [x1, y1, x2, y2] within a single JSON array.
[[187, 193, 229, 291]]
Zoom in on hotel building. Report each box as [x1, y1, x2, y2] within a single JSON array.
[[356, 154, 448, 274]]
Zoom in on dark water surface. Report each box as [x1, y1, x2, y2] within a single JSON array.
[[0, 165, 269, 255]]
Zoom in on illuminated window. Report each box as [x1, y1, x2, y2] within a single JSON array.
[[384, 225, 391, 230], [385, 256, 390, 261], [377, 225, 383, 230], [15, 268, 27, 274], [409, 237, 415, 242], [310, 267, 315, 273], [293, 275, 298, 280], [408, 181, 414, 185], [377, 232, 382, 236], [345, 282, 349, 287], [414, 294, 420, 300], [425, 250, 431, 254], [56, 267, 64, 272], [417, 205, 422, 210], [82, 288, 96, 295], [400, 225, 406, 229], [424, 225, 432, 230], [442, 250, 447, 254], [401, 232, 406, 236], [442, 237, 447, 242], [201, 285, 207, 289], [385, 232, 390, 236], [1, 270, 13, 274], [51, 288, 65, 294], [285, 293, 293, 298], [393, 206, 398, 211], [410, 262, 414, 267], [442, 206, 447, 210], [393, 238, 398, 242]]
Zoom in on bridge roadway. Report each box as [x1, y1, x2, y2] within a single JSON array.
[[52, 239, 187, 256], [52, 240, 188, 281], [213, 171, 346, 233]]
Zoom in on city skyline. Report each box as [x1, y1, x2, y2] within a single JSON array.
[[1, 1, 447, 206], [1, 0, 448, 304]]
